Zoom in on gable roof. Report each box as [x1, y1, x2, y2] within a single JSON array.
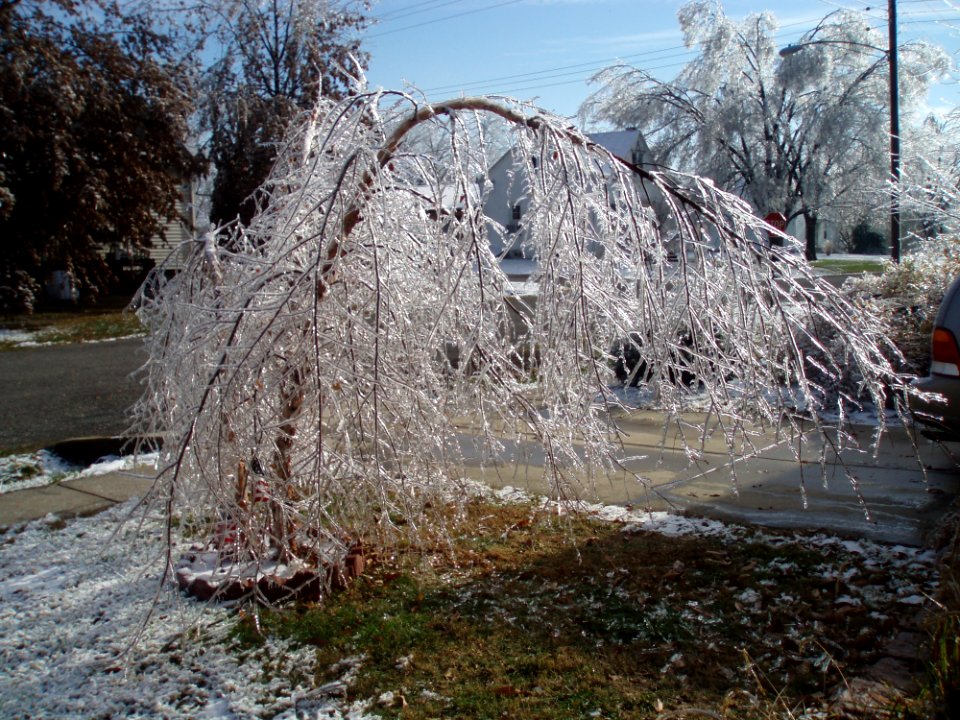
[[487, 128, 647, 175], [586, 130, 641, 163]]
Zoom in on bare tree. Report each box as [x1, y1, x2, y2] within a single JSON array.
[[400, 103, 513, 184], [581, 1, 950, 260], [199, 0, 370, 227], [135, 92, 906, 599], [901, 113, 960, 239]]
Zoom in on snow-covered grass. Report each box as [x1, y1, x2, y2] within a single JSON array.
[[0, 500, 376, 720], [0, 328, 37, 345], [0, 452, 159, 494], [0, 483, 943, 719], [250, 487, 940, 718], [0, 310, 143, 349]]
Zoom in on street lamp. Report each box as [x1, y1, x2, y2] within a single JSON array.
[[779, 0, 901, 262]]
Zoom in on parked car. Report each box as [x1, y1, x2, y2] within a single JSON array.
[[911, 275, 960, 440]]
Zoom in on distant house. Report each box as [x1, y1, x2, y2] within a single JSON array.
[[784, 215, 841, 254], [482, 129, 651, 269], [103, 179, 198, 292], [41, 179, 199, 302], [143, 180, 199, 269]]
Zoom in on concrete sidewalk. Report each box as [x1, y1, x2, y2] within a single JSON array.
[[0, 463, 157, 528], [3, 414, 959, 546], [460, 411, 960, 546]]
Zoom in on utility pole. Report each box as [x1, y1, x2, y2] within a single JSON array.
[[780, 5, 902, 262], [889, 0, 901, 262]]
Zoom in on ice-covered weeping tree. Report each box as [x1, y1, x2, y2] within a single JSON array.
[[134, 91, 906, 593]]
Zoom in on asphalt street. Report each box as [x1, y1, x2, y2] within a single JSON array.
[[0, 337, 145, 452]]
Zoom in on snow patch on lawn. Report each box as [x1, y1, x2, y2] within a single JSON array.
[[0, 326, 145, 348], [483, 482, 937, 601], [0, 501, 378, 720], [0, 328, 37, 344], [0, 451, 160, 494]]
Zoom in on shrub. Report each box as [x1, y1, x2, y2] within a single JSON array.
[[0, 270, 41, 314], [845, 236, 960, 376]]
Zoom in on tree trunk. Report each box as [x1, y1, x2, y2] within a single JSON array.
[[803, 209, 818, 262]]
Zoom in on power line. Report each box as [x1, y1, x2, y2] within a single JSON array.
[[418, 15, 818, 89], [375, 0, 474, 24], [420, 24, 828, 100], [368, 0, 525, 39], [900, 8, 960, 15], [438, 58, 695, 99], [368, 3, 956, 105], [489, 58, 702, 100], [899, 1, 960, 30], [423, 48, 699, 96]]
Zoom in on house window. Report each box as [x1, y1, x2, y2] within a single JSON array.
[[512, 204, 522, 221]]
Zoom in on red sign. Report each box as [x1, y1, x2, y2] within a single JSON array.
[[764, 212, 787, 232]]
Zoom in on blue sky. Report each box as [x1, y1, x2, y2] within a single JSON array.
[[363, 0, 960, 123]]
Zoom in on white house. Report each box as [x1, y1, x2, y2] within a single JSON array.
[[137, 180, 199, 270], [481, 129, 651, 268], [98, 180, 198, 296]]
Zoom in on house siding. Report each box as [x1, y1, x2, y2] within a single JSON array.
[[133, 181, 198, 271], [483, 130, 651, 262]]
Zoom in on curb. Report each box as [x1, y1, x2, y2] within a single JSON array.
[[44, 435, 163, 465], [0, 436, 162, 530]]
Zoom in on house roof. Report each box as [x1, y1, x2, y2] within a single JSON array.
[[486, 129, 645, 175], [585, 130, 641, 163]]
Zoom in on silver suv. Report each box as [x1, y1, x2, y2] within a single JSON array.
[[912, 275, 960, 440]]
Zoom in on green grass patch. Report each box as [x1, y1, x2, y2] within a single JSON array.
[[0, 310, 143, 349], [811, 257, 887, 273], [228, 499, 935, 719], [919, 535, 960, 720]]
